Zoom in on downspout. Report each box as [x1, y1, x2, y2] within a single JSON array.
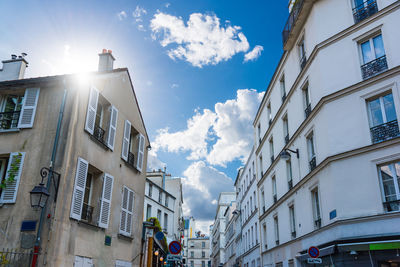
[[32, 80, 68, 267]]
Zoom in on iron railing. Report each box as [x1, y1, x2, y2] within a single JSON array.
[[282, 0, 305, 46], [304, 103, 312, 119], [291, 231, 297, 239], [0, 111, 20, 130], [383, 199, 400, 212], [288, 179, 293, 190], [370, 120, 399, 143], [282, 93, 287, 103], [93, 124, 107, 145], [361, 55, 388, 79], [314, 217, 322, 229], [300, 55, 307, 71], [271, 155, 274, 164], [353, 0, 378, 24], [309, 157, 316, 171], [81, 203, 94, 223], [273, 195, 277, 204], [0, 248, 33, 266], [127, 152, 135, 168], [285, 134, 289, 145]]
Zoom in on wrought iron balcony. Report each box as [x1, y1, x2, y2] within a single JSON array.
[[273, 194, 277, 204], [291, 231, 297, 239], [127, 151, 135, 167], [370, 120, 399, 143], [93, 124, 106, 145], [383, 199, 400, 212], [361, 55, 388, 80], [314, 217, 321, 229], [282, 0, 305, 46], [288, 179, 293, 190], [285, 134, 289, 145], [0, 111, 20, 130], [81, 203, 94, 223], [304, 103, 312, 119], [275, 240, 279, 246], [269, 119, 272, 127], [271, 155, 274, 164], [282, 93, 287, 103], [262, 206, 266, 213], [300, 55, 307, 71], [353, 0, 378, 24], [309, 157, 316, 171]]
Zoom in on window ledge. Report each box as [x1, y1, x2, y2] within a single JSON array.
[[71, 218, 103, 231], [0, 128, 20, 133], [118, 233, 134, 242]]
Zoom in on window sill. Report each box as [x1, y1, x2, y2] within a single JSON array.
[[123, 159, 140, 172], [118, 233, 133, 242], [71, 218, 103, 231], [0, 128, 20, 133]]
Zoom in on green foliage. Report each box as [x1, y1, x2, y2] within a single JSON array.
[[147, 217, 168, 251], [0, 153, 22, 189]]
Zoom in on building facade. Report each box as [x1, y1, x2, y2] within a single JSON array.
[[0, 51, 149, 266], [222, 201, 237, 267], [254, 0, 400, 266], [183, 216, 196, 266], [187, 237, 211, 267]]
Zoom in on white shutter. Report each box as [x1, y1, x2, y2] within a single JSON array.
[[116, 260, 132, 267], [18, 88, 40, 128], [74, 256, 84, 267], [98, 173, 114, 228], [70, 157, 89, 220], [136, 133, 145, 172], [121, 120, 131, 161], [85, 87, 99, 135], [119, 186, 134, 236], [107, 106, 118, 150], [0, 152, 25, 203]]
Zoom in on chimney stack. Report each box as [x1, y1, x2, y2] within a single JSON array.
[[0, 53, 28, 82], [98, 49, 115, 72]]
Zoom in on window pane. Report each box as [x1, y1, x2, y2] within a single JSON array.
[[361, 40, 373, 64], [373, 35, 385, 58], [354, 0, 364, 9], [382, 93, 397, 122], [369, 98, 384, 126], [395, 162, 400, 195], [380, 165, 397, 201]]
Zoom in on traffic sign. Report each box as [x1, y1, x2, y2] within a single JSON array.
[[308, 246, 320, 258], [169, 241, 182, 255], [307, 258, 322, 264], [155, 231, 165, 240], [167, 255, 182, 261]]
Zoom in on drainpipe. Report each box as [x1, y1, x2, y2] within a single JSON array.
[[162, 167, 166, 189], [32, 80, 68, 267]]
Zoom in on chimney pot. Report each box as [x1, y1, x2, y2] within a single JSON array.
[[102, 48, 107, 53], [11, 54, 17, 59], [108, 49, 112, 54]]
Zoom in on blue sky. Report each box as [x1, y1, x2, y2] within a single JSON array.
[[0, 0, 288, 232]]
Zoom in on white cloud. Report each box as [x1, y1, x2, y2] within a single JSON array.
[[165, 2, 171, 8], [146, 150, 166, 172], [244, 45, 264, 62], [137, 24, 146, 32], [150, 12, 250, 67], [133, 6, 147, 18], [153, 89, 263, 166], [146, 80, 153, 86], [117, 11, 127, 21], [171, 83, 179, 88]]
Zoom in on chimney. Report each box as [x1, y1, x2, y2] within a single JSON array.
[[0, 53, 28, 81], [98, 49, 115, 72]]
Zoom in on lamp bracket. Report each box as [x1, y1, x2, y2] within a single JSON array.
[[40, 167, 61, 202]]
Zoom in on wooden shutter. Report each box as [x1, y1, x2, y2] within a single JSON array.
[[107, 106, 118, 150], [121, 120, 131, 161], [119, 186, 134, 236], [136, 133, 145, 172], [70, 157, 89, 220], [0, 152, 25, 203], [84, 87, 99, 135], [98, 173, 114, 229], [18, 88, 40, 128]]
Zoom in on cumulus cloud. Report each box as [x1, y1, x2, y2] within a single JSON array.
[[117, 11, 127, 21], [182, 161, 234, 221], [146, 150, 166, 171], [244, 45, 264, 62], [150, 12, 251, 67], [153, 89, 263, 167], [171, 83, 179, 88], [133, 6, 147, 18]]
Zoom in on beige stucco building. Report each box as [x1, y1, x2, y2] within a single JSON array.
[[0, 51, 149, 267]]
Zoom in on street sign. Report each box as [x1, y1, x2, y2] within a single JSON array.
[[307, 258, 322, 264], [167, 255, 182, 261], [169, 241, 182, 255], [308, 246, 320, 258], [155, 231, 165, 240]]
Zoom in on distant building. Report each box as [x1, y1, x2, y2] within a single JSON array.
[[187, 237, 211, 267], [183, 216, 196, 266]]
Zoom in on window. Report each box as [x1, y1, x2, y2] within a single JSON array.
[[253, 191, 256, 209], [202, 261, 205, 267], [288, 260, 294, 267], [261, 189, 265, 212], [251, 226, 254, 246], [262, 223, 267, 249], [148, 184, 153, 197], [165, 195, 169, 207], [202, 251, 205, 257], [85, 87, 118, 149], [157, 209, 162, 222], [267, 102, 272, 126], [289, 205, 296, 238], [274, 216, 279, 245], [191, 261, 194, 267], [164, 213, 168, 231], [191, 251, 194, 258], [252, 161, 256, 180], [303, 84, 311, 118], [258, 123, 261, 145], [259, 154, 263, 177], [272, 176, 277, 203], [269, 137, 274, 163], [378, 161, 400, 212], [121, 120, 145, 172], [307, 132, 316, 171], [0, 152, 25, 204], [359, 33, 387, 79], [283, 115, 289, 144], [120, 186, 135, 236], [255, 222, 258, 244], [298, 37, 306, 70], [115, 260, 132, 267], [74, 255, 93, 267], [287, 160, 293, 189], [280, 75, 286, 102], [352, 0, 378, 23], [250, 197, 253, 213], [367, 92, 399, 143], [275, 263, 283, 267], [146, 204, 152, 220], [311, 187, 321, 229], [202, 241, 205, 248], [70, 157, 114, 229], [159, 191, 163, 204]]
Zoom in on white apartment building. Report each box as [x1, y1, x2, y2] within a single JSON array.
[[187, 237, 211, 267], [223, 201, 237, 267], [211, 192, 236, 267], [183, 216, 196, 266], [254, 0, 400, 266]]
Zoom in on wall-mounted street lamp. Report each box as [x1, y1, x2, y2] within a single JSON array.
[[29, 167, 60, 210], [279, 148, 299, 160]]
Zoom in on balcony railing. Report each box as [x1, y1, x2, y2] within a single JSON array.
[[361, 55, 388, 80], [309, 157, 316, 171], [271, 155, 274, 164], [314, 217, 322, 229], [0, 111, 20, 130], [353, 0, 378, 24], [273, 195, 277, 204], [304, 103, 312, 119], [300, 55, 307, 71], [282, 0, 305, 46], [127, 152, 135, 168], [383, 199, 400, 212], [282, 93, 287, 103], [93, 124, 107, 145], [81, 203, 94, 223], [285, 134, 289, 145], [288, 179, 293, 190], [291, 231, 297, 239], [370, 120, 399, 143]]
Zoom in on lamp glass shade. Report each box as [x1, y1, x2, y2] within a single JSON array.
[[30, 184, 50, 209], [160, 257, 164, 261], [280, 150, 291, 160], [154, 251, 159, 256]]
